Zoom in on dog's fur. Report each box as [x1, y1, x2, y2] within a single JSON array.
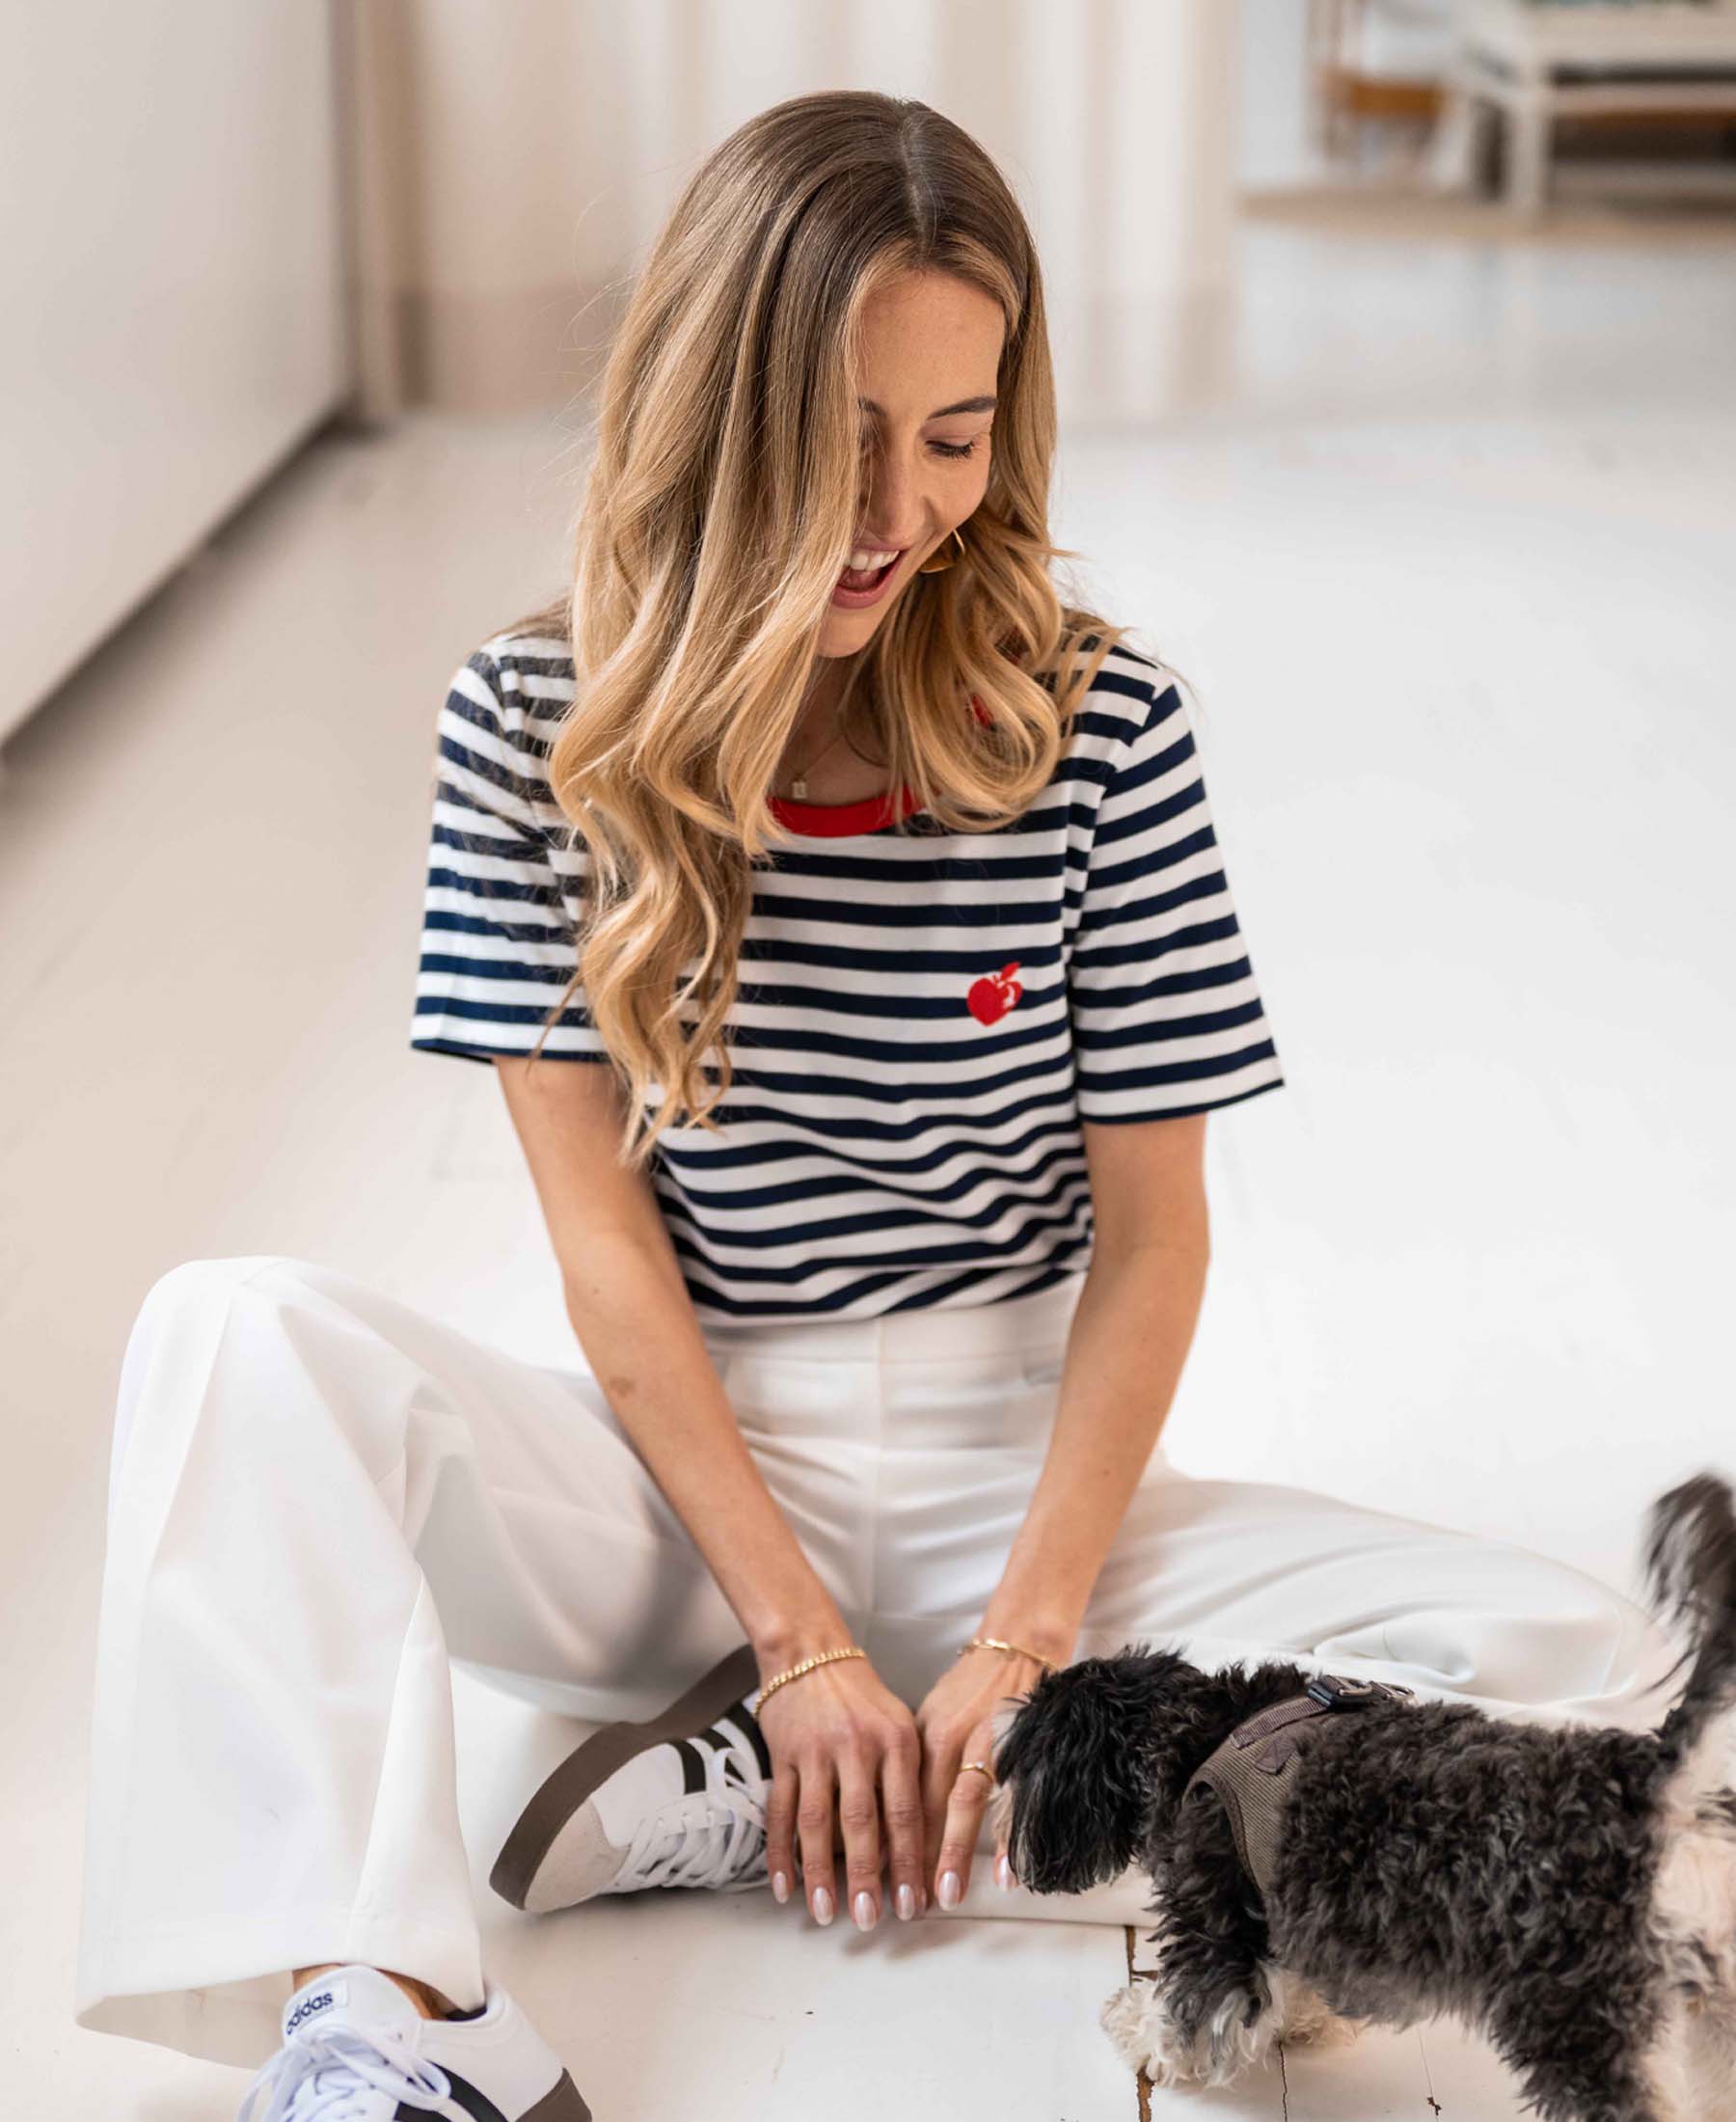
[[987, 1472, 1736, 2122]]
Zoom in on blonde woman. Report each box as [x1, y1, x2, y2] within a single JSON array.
[[75, 91, 1677, 2119]]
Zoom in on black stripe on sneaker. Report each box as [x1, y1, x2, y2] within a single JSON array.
[[714, 1708, 772, 1782], [736, 1705, 773, 1781], [398, 2067, 507, 2121], [672, 1737, 708, 1795], [693, 1710, 771, 1783]]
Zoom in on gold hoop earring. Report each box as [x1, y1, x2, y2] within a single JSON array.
[[916, 526, 967, 575]]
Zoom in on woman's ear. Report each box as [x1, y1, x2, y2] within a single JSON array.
[[993, 1646, 1190, 1895]]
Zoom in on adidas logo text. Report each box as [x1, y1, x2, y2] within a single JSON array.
[[286, 1987, 340, 2033]]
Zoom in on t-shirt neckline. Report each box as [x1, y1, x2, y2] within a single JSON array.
[[763, 696, 990, 835], [766, 782, 927, 836]]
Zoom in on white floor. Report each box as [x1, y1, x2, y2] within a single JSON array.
[[5, 204, 1735, 2117]]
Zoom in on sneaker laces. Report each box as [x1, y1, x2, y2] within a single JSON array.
[[235, 2021, 465, 2122], [617, 1728, 769, 1891]]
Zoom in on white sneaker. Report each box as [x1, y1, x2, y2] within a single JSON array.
[[235, 1964, 589, 2120], [491, 1644, 771, 1915]]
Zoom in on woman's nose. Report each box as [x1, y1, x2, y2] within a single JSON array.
[[859, 456, 925, 543]]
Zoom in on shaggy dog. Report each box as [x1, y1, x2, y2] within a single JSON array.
[[988, 1473, 1736, 2122]]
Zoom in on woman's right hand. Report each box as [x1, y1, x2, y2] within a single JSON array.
[[754, 1651, 929, 1932]]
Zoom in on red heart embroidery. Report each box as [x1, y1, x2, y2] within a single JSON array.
[[967, 962, 1023, 1025]]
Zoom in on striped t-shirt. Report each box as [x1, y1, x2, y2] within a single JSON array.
[[411, 631, 1284, 1321]]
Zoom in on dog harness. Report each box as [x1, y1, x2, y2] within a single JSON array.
[[1180, 1673, 1416, 1902]]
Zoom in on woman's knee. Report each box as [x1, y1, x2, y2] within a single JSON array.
[[137, 1253, 313, 1326], [118, 1254, 410, 1483], [1365, 1542, 1662, 1712]]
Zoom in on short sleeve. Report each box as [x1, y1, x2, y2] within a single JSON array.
[[1068, 674, 1284, 1123], [409, 648, 611, 1065]]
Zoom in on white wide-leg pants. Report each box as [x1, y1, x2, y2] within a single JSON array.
[[74, 1254, 1682, 2067]]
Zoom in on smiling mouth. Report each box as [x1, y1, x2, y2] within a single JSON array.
[[837, 554, 901, 590]]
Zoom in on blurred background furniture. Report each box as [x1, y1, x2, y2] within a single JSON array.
[[1309, 0, 1455, 171], [1309, 0, 1736, 207], [1448, 0, 1736, 212]]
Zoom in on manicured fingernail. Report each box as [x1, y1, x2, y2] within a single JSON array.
[[996, 1854, 1013, 1891], [812, 1886, 834, 1924], [939, 1869, 962, 1908], [895, 1882, 915, 1921], [853, 1890, 876, 1931], [772, 1870, 789, 1903]]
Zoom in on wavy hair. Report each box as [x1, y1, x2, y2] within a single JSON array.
[[502, 90, 1144, 1171]]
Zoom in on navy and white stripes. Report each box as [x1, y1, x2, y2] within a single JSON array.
[[412, 631, 1284, 1321]]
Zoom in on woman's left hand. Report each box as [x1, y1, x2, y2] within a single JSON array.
[[911, 1646, 1051, 1908]]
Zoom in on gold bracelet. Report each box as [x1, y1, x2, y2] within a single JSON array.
[[756, 1644, 866, 1705], [959, 1634, 1062, 1674]]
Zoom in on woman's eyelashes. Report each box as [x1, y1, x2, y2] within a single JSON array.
[[857, 433, 988, 462]]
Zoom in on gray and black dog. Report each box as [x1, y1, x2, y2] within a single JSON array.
[[988, 1472, 1736, 2122]]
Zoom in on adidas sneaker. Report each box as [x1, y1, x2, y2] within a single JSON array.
[[235, 1963, 588, 2119], [492, 1642, 773, 1915]]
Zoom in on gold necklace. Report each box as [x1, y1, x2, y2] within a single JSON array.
[[781, 700, 849, 801], [779, 669, 883, 800]]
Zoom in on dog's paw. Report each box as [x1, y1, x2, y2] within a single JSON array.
[[1266, 1966, 1365, 2052], [1100, 1980, 1202, 2086], [1280, 1999, 1365, 2052], [1100, 1978, 1273, 2088]]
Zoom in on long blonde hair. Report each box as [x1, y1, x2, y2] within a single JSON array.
[[503, 90, 1143, 1171]]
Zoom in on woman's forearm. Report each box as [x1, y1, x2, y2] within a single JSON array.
[[980, 1240, 1210, 1660], [562, 1238, 849, 1673]]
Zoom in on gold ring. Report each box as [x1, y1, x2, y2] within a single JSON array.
[[959, 1760, 995, 1784]]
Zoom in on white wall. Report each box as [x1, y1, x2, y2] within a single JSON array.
[[0, 1, 350, 742]]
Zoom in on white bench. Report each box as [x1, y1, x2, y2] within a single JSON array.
[[1443, 0, 1736, 212]]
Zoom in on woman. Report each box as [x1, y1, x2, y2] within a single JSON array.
[[74, 91, 1678, 2119]]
